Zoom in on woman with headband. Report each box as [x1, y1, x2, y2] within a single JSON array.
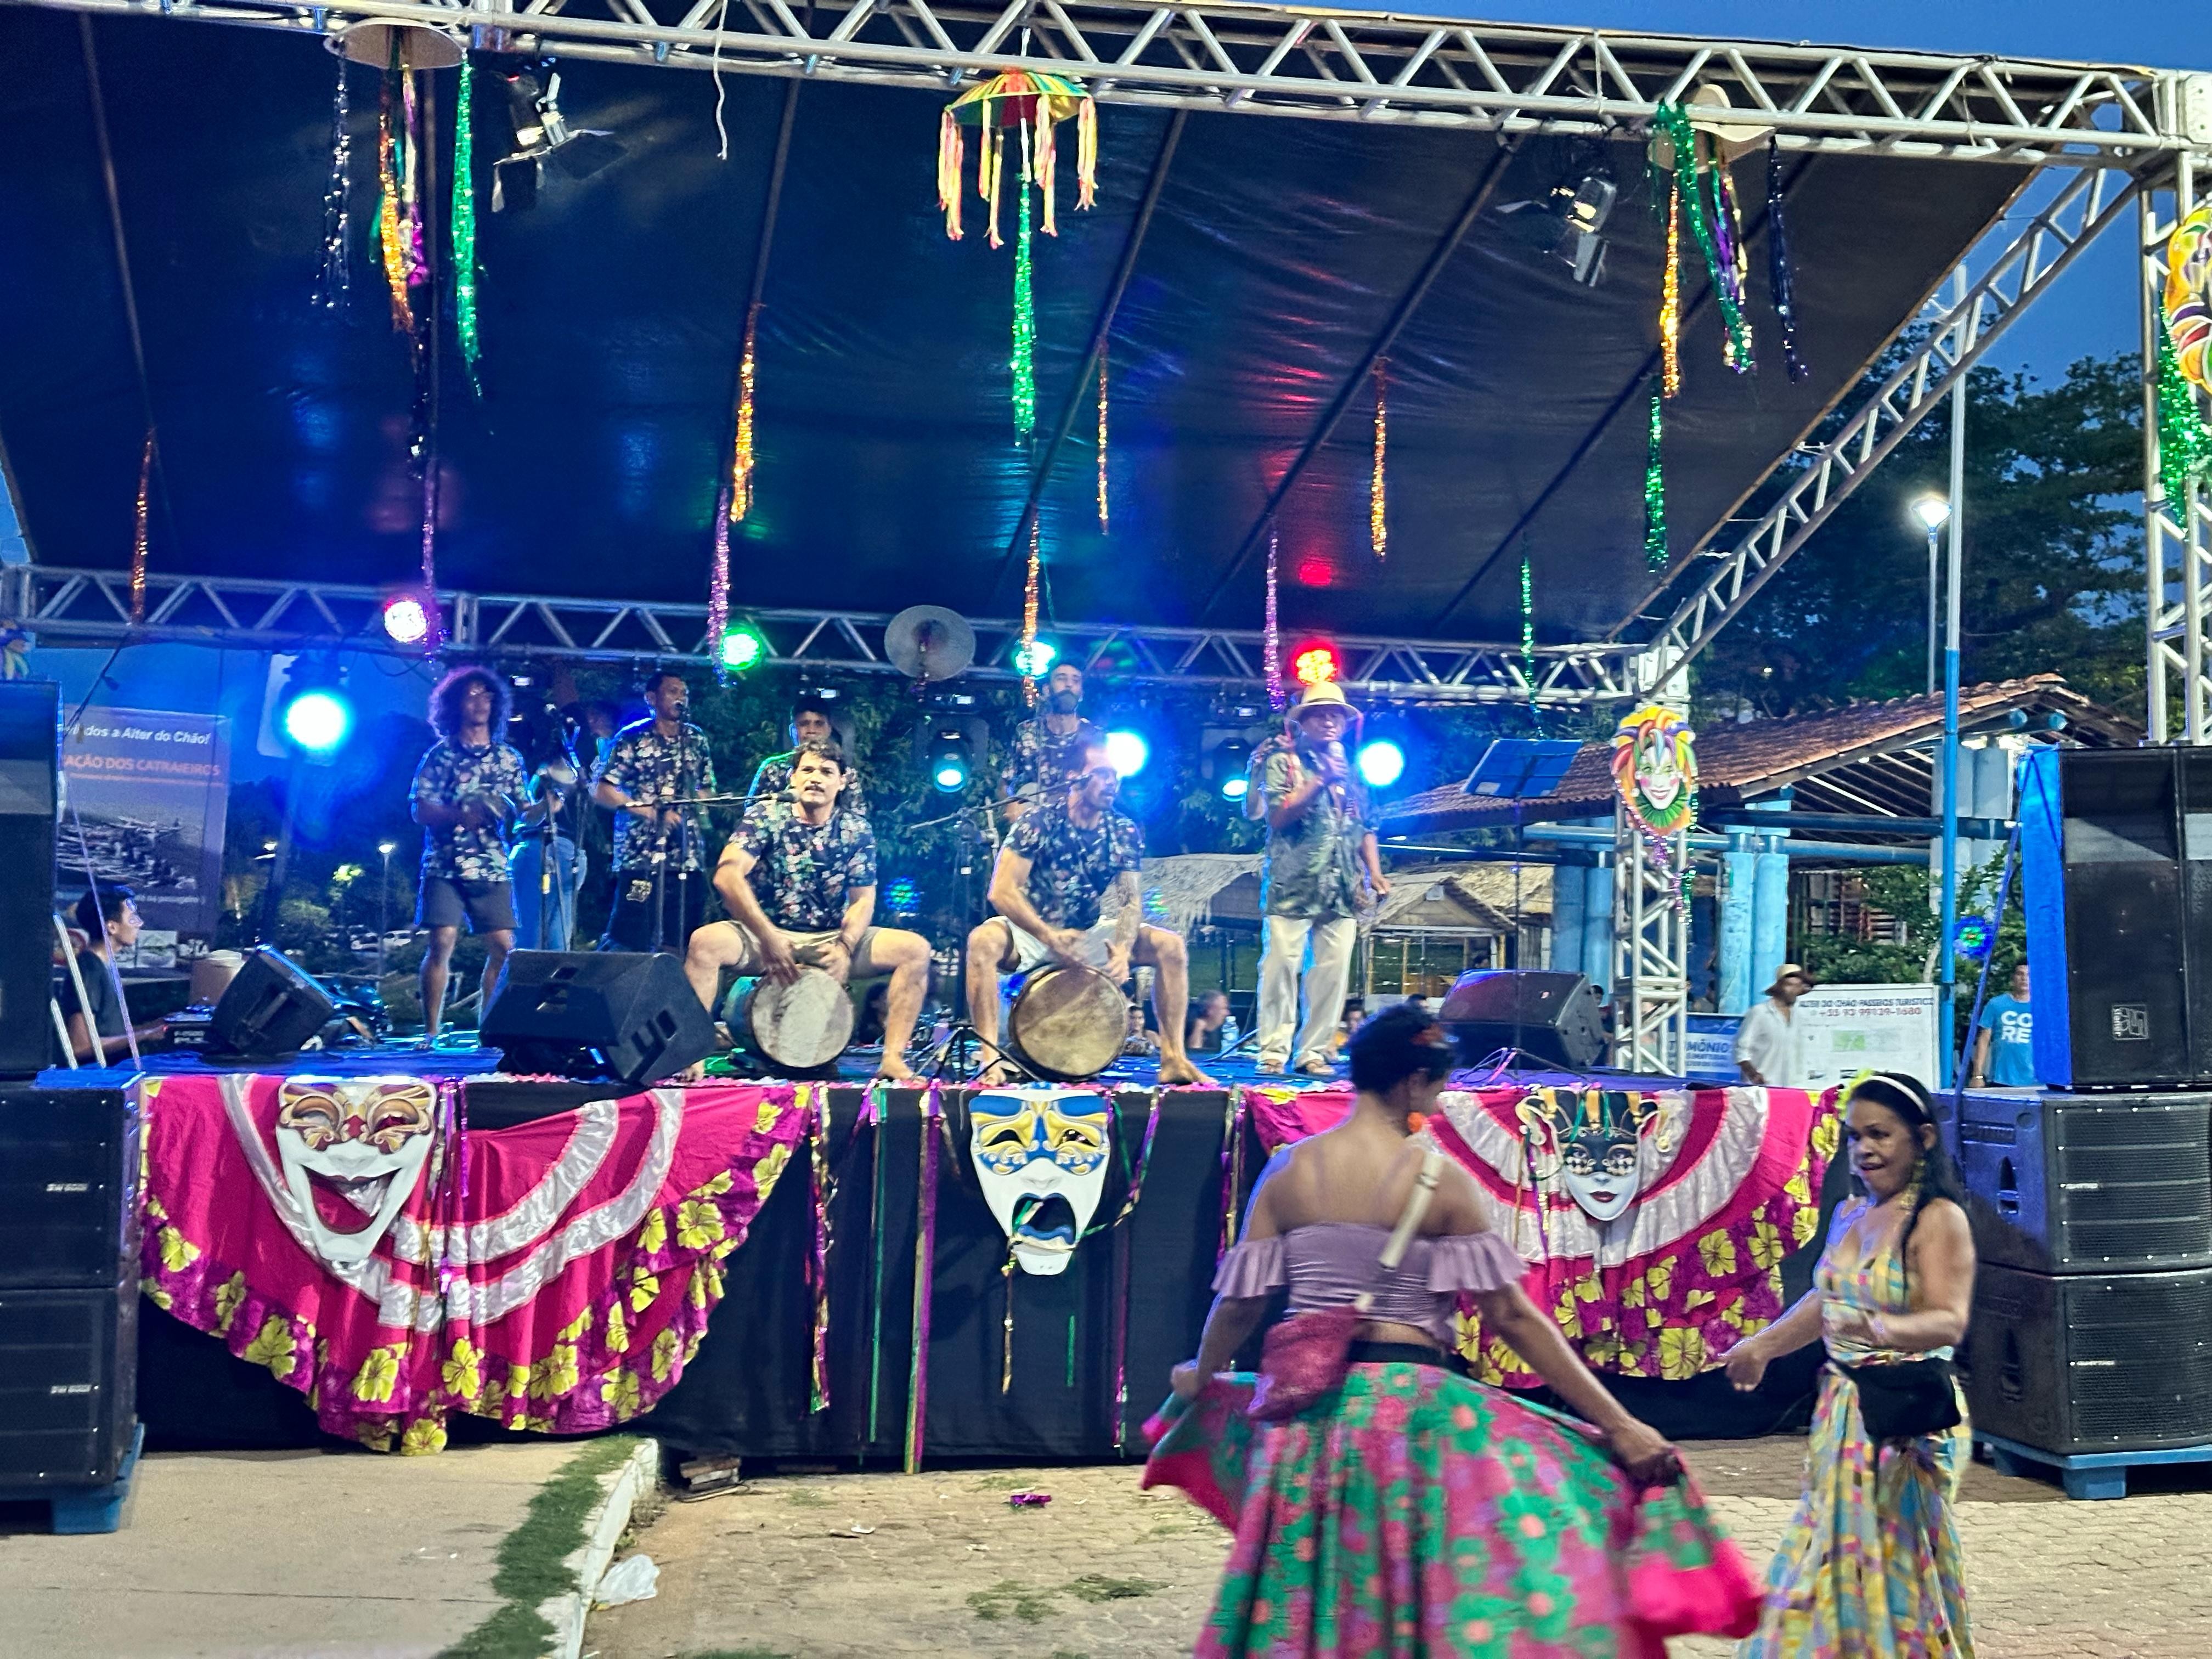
[[1726, 1070, 1978, 1655]]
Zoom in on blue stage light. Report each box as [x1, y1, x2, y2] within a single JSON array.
[[1356, 738, 1406, 788], [1105, 729, 1149, 777], [281, 687, 355, 756]]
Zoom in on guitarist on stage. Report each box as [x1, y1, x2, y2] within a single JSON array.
[[410, 665, 530, 1041]]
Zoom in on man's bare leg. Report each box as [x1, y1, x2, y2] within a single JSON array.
[[964, 919, 1017, 1082], [477, 930, 514, 1036], [420, 925, 459, 1040], [683, 921, 748, 1015], [870, 928, 933, 1080], [1137, 926, 1215, 1086]]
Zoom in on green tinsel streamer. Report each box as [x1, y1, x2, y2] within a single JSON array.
[[1644, 386, 1668, 568], [1012, 163, 1037, 443], [1520, 540, 1542, 733], [1651, 104, 1754, 371], [2158, 319, 2212, 505], [452, 62, 482, 397]]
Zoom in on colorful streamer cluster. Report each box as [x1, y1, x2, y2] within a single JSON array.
[[376, 71, 415, 335], [452, 62, 482, 397], [1644, 386, 1668, 569], [936, 70, 1097, 247], [315, 64, 353, 314], [1765, 138, 1808, 382], [1370, 359, 1388, 560], [1263, 527, 1284, 710], [1649, 104, 1753, 376], [732, 305, 760, 521], [2157, 319, 2212, 505], [129, 431, 153, 625]]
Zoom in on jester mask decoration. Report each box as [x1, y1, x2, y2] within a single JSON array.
[[1611, 704, 1697, 837], [272, 1077, 438, 1266], [969, 1088, 1113, 1276], [1516, 1088, 1674, 1224]]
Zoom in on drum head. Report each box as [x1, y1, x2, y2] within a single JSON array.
[[1009, 965, 1129, 1081], [737, 967, 855, 1072]]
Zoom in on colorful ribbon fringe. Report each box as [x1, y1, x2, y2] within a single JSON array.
[[452, 61, 482, 397], [1644, 386, 1668, 569], [129, 431, 153, 625], [936, 70, 1097, 246], [376, 70, 415, 335], [1370, 359, 1388, 560], [1650, 104, 1752, 375]]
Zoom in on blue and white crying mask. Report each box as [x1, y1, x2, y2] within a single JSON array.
[[969, 1088, 1114, 1276]]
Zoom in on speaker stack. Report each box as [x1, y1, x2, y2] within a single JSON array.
[[1437, 969, 1606, 1070], [0, 1086, 141, 1495], [481, 950, 719, 1088], [0, 680, 59, 1081]]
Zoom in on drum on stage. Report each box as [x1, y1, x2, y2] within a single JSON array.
[[1007, 964, 1129, 1081], [722, 967, 854, 1075]]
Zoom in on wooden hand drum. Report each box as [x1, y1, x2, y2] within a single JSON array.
[[725, 966, 854, 1075], [1008, 964, 1130, 1081]]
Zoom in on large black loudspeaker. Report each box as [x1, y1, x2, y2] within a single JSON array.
[[482, 950, 718, 1087], [207, 946, 337, 1063], [0, 680, 59, 1080], [0, 1086, 139, 1489], [1437, 970, 1604, 1070], [1966, 1263, 2212, 1455], [1957, 1090, 2212, 1273], [2020, 746, 2212, 1088]]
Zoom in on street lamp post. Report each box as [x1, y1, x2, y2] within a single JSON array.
[[376, 840, 397, 985], [1913, 494, 1951, 696]]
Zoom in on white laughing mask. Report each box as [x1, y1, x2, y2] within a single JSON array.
[[272, 1078, 439, 1266], [969, 1088, 1113, 1277]]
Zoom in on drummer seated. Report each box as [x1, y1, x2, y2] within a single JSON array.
[[964, 737, 1214, 1088], [683, 742, 932, 1081]]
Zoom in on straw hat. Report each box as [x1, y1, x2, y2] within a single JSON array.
[[1286, 680, 1362, 729], [1765, 963, 1816, 997]]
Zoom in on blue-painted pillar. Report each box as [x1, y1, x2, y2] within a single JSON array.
[[1719, 831, 1756, 1015], [1747, 791, 1793, 996], [1582, 828, 1616, 1000], [1551, 858, 1586, 977]]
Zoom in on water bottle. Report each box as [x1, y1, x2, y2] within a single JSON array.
[[1220, 1012, 1240, 1050]]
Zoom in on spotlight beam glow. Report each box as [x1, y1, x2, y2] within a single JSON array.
[[1105, 730, 1149, 777], [1356, 739, 1406, 788], [282, 688, 354, 755]]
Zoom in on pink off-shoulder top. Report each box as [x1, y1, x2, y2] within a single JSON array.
[[1211, 1224, 1526, 1347]]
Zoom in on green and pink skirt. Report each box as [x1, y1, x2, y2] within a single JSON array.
[[1143, 1363, 1759, 1657]]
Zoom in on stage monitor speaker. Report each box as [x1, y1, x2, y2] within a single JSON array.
[[2020, 746, 2212, 1088], [1965, 1263, 2212, 1455], [1437, 969, 1604, 1070], [1957, 1089, 2212, 1274], [0, 1087, 138, 1290], [207, 946, 337, 1063], [0, 680, 59, 1080], [0, 1282, 138, 1489], [481, 950, 718, 1088]]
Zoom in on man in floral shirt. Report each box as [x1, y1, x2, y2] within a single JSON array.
[[748, 693, 868, 819], [999, 661, 1106, 823], [967, 736, 1212, 1086], [591, 670, 719, 952], [684, 742, 934, 1079], [411, 666, 531, 1039]]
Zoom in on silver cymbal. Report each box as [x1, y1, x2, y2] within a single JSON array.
[[884, 605, 976, 683]]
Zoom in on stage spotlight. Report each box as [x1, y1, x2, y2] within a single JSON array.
[[1292, 642, 1341, 689], [1502, 167, 1616, 287], [281, 687, 354, 757], [717, 619, 770, 674], [1105, 729, 1150, 778], [381, 593, 430, 646], [1209, 736, 1254, 803], [926, 726, 972, 793], [490, 60, 625, 212], [1012, 636, 1058, 679], [1356, 739, 1406, 789]]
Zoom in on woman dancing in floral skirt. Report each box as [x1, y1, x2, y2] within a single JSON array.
[[1144, 1006, 1759, 1656], [1725, 1071, 1976, 1656]]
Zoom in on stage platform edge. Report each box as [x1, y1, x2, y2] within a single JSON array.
[[1978, 1430, 2212, 1500]]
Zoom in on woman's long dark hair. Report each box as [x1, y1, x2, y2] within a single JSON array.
[[428, 665, 513, 741], [1849, 1071, 1968, 1281]]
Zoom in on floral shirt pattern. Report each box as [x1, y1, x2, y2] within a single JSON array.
[[592, 720, 719, 873], [748, 750, 868, 821], [1000, 715, 1107, 805], [1004, 797, 1142, 930], [1259, 748, 1368, 918], [729, 802, 878, 933], [411, 739, 529, 882]]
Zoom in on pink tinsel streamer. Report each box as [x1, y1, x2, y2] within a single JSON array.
[[905, 1085, 941, 1474], [708, 484, 732, 680], [1263, 528, 1284, 710]]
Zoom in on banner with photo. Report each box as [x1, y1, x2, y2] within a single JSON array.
[[57, 708, 231, 950]]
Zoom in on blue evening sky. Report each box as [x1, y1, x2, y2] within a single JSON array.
[[1354, 1, 2212, 385]]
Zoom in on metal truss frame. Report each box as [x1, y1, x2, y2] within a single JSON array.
[[1612, 806, 1688, 1076], [0, 561, 1651, 702], [19, 0, 2203, 171], [2143, 165, 2212, 744]]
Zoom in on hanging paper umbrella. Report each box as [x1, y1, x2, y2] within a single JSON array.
[[938, 69, 1097, 248]]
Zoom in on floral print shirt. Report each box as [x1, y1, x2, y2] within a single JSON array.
[[1259, 748, 1368, 918], [411, 739, 529, 883], [1000, 715, 1108, 805], [1004, 797, 1143, 931], [748, 750, 868, 821], [729, 802, 878, 933], [592, 719, 719, 873]]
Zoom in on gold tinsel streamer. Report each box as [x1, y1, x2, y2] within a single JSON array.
[[1096, 346, 1110, 533], [1660, 177, 1682, 399], [731, 303, 759, 521], [1370, 358, 1388, 559], [376, 81, 415, 335], [1021, 518, 1042, 708], [129, 430, 153, 625]]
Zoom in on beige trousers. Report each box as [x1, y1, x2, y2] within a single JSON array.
[[1256, 912, 1357, 1068]]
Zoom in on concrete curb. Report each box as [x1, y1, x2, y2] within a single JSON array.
[[538, 1438, 660, 1659]]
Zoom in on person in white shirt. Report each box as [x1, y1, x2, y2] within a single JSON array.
[[1735, 963, 1813, 1088]]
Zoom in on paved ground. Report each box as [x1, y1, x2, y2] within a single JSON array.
[[0, 1440, 586, 1659], [589, 1437, 2212, 1659]]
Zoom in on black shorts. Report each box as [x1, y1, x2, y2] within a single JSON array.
[[417, 876, 518, 934]]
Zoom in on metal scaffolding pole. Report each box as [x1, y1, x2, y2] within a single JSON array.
[[2145, 148, 2212, 745], [1612, 805, 1689, 1077]]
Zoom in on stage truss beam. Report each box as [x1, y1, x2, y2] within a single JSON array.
[[14, 0, 2210, 170], [1613, 807, 1689, 1077], [2143, 168, 2212, 744], [0, 563, 1655, 703]]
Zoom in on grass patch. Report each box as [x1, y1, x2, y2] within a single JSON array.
[[1065, 1573, 1162, 1602], [437, 1436, 642, 1659], [968, 1580, 1061, 1623], [782, 1487, 831, 1507]]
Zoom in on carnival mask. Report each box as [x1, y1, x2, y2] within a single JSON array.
[[1517, 1088, 1664, 1224], [969, 1089, 1113, 1276], [1610, 704, 1699, 836], [273, 1079, 438, 1266]]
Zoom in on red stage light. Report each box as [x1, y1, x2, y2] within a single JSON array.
[[1295, 557, 1334, 588], [1292, 643, 1340, 687]]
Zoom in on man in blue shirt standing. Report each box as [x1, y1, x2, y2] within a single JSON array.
[[1970, 961, 2036, 1088]]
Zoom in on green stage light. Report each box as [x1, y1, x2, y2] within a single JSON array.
[[718, 620, 770, 673]]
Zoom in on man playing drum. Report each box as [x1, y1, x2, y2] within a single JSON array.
[[967, 737, 1214, 1087], [684, 742, 932, 1081]]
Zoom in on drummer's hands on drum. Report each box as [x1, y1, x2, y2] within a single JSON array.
[[759, 928, 804, 985], [1047, 928, 1091, 969], [819, 938, 854, 985], [1103, 944, 1132, 987]]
